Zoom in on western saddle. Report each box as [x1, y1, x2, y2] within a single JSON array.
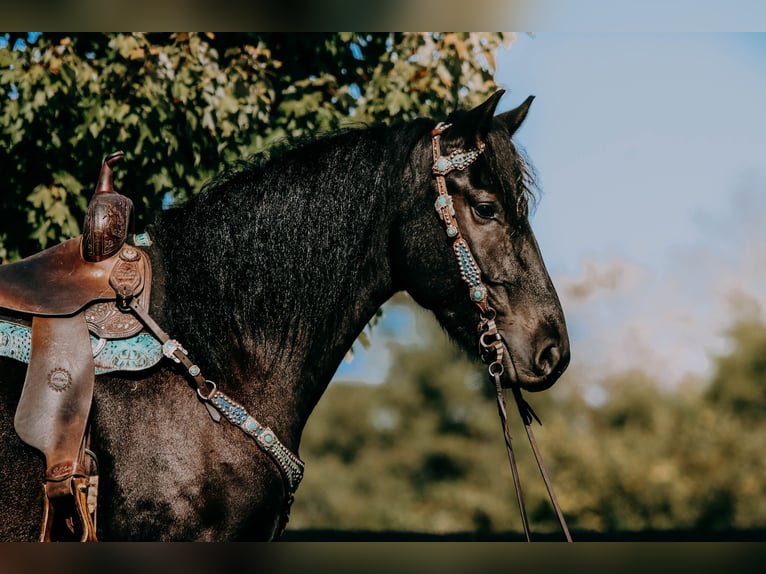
[[0, 152, 151, 541]]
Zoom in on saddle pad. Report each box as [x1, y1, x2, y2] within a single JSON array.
[[0, 319, 162, 374]]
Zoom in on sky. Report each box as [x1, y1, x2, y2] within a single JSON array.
[[531, 1, 766, 32], [333, 33, 766, 394]]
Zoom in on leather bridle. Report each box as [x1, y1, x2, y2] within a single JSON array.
[[430, 122, 572, 542]]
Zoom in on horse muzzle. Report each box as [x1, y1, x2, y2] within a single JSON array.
[[499, 333, 570, 392]]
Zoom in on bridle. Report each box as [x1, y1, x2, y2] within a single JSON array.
[[430, 121, 572, 542]]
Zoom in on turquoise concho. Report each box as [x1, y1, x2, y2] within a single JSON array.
[[433, 156, 453, 175], [434, 194, 455, 219], [470, 284, 488, 303], [432, 144, 486, 176]]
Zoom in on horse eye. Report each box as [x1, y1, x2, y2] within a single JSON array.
[[474, 202, 497, 220]]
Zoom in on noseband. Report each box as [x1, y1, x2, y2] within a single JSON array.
[[430, 122, 572, 542]]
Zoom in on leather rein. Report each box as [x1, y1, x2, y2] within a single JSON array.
[[430, 122, 572, 542]]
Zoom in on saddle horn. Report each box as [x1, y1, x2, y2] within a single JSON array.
[[82, 151, 134, 262]]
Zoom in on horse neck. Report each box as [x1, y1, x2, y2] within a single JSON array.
[[153, 129, 416, 448]]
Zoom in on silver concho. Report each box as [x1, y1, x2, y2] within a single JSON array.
[[434, 194, 456, 219]]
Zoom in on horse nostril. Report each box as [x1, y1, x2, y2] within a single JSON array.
[[535, 343, 561, 377]]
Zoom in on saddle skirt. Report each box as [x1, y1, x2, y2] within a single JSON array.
[[0, 236, 149, 318]]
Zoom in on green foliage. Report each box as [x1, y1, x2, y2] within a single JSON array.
[[706, 316, 766, 420], [291, 299, 766, 536], [0, 32, 513, 260]]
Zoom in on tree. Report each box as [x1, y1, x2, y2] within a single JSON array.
[[706, 316, 766, 420], [0, 32, 514, 260], [292, 300, 766, 536]]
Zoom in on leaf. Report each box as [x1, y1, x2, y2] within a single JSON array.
[[358, 331, 371, 350], [0, 31, 509, 274]]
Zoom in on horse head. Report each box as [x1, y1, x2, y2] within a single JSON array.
[[396, 90, 570, 392]]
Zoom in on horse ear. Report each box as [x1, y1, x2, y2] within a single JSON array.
[[496, 95, 535, 136], [449, 89, 505, 142], [466, 89, 505, 140]]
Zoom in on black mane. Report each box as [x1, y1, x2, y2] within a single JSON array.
[[154, 119, 433, 381]]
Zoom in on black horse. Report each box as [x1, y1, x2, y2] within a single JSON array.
[[0, 90, 569, 541]]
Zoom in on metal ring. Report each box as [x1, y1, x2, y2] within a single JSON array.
[[480, 331, 502, 348], [480, 307, 497, 321], [488, 361, 504, 376], [197, 379, 217, 402]]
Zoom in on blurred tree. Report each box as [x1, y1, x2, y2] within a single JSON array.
[[294, 298, 529, 533], [292, 299, 766, 537], [0, 32, 514, 261], [706, 317, 766, 420]]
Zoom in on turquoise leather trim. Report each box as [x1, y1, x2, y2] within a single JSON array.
[[0, 319, 162, 374], [0, 321, 31, 364]]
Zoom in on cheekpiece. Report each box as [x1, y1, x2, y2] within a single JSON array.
[[454, 238, 487, 304], [431, 122, 490, 309]]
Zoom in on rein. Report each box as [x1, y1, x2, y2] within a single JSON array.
[[430, 122, 572, 542]]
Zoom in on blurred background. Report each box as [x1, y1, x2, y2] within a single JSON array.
[[1, 31, 765, 540]]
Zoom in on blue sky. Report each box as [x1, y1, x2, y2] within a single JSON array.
[[334, 33, 766, 391], [496, 33, 766, 273], [531, 1, 766, 31], [492, 33, 766, 391]]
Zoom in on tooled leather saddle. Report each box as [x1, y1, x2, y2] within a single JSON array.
[[0, 152, 152, 541]]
